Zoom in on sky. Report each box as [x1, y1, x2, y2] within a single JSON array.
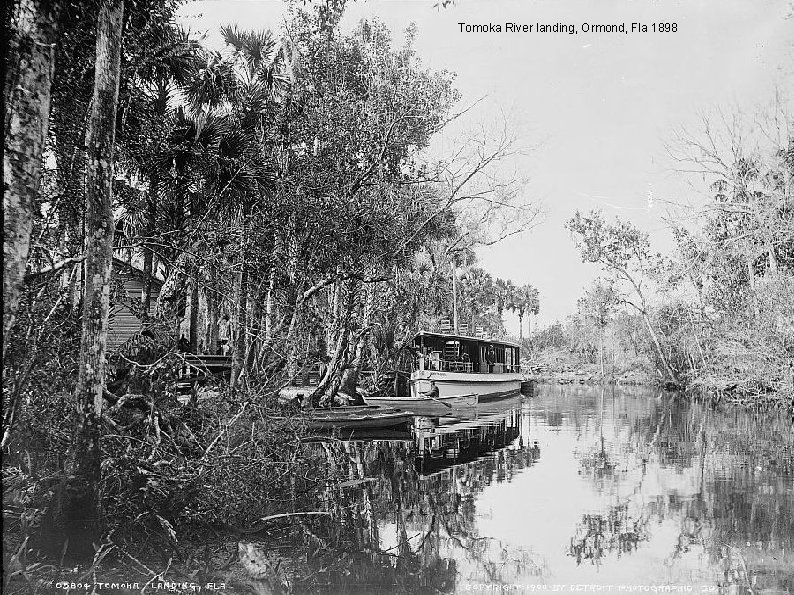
[[178, 0, 794, 333]]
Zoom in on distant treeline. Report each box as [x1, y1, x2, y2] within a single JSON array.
[[534, 115, 793, 399]]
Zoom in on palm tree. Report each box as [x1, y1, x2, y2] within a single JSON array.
[[121, 25, 205, 314], [460, 267, 494, 332], [509, 284, 540, 343], [495, 278, 516, 332], [183, 26, 286, 385]]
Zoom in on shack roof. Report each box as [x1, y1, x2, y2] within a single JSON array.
[[112, 256, 165, 287]]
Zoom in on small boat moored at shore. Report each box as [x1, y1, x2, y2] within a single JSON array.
[[303, 405, 415, 431], [363, 392, 477, 416]]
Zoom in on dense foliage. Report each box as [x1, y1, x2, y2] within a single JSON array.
[[3, 0, 540, 586]]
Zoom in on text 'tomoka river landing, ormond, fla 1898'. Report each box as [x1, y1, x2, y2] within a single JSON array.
[[457, 22, 678, 34]]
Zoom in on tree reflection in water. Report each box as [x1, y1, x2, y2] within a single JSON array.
[[632, 398, 794, 590], [555, 386, 794, 590], [575, 388, 616, 485], [289, 403, 541, 593], [568, 502, 651, 566], [568, 389, 652, 566]]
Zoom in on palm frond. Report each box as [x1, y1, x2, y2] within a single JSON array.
[[183, 51, 236, 112], [221, 25, 278, 75]]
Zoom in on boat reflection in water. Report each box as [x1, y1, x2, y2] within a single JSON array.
[[413, 397, 532, 475]]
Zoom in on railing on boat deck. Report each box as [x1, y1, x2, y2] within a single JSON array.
[[422, 355, 521, 374]]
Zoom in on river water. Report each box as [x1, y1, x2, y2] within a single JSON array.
[[293, 384, 794, 594]]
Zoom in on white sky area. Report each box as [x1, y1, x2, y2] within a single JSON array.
[[178, 0, 794, 334]]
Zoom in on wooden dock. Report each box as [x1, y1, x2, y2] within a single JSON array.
[[176, 354, 232, 399]]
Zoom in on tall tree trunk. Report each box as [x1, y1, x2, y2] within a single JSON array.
[[264, 231, 284, 342], [340, 281, 371, 395], [641, 311, 677, 383], [314, 281, 356, 405], [230, 263, 248, 387], [154, 253, 186, 320], [53, 98, 88, 256], [61, 0, 123, 559], [283, 298, 302, 380], [68, 262, 82, 312], [264, 267, 276, 340], [251, 307, 268, 375], [141, 84, 168, 315], [141, 171, 158, 317], [326, 269, 342, 349], [245, 296, 262, 372], [599, 329, 604, 376], [316, 325, 350, 406], [518, 312, 524, 342], [205, 263, 218, 354], [3, 0, 60, 358], [452, 266, 458, 333], [189, 269, 199, 353], [230, 218, 248, 387]]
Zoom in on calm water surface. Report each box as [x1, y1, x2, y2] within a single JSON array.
[[297, 385, 794, 594]]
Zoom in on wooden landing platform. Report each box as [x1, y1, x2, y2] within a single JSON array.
[[176, 354, 232, 399], [179, 354, 232, 375]]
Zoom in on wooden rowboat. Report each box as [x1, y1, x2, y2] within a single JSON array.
[[363, 393, 478, 417], [305, 405, 415, 430]]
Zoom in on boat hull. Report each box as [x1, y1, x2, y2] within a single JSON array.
[[410, 370, 521, 402], [364, 393, 477, 416]]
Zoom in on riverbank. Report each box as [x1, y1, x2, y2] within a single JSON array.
[[526, 349, 794, 409], [2, 388, 328, 595], [688, 375, 794, 409], [527, 374, 793, 409], [525, 349, 656, 386], [527, 371, 793, 408], [527, 368, 654, 386], [3, 531, 307, 594]]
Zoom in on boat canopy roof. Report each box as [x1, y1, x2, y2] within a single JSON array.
[[415, 330, 520, 349]]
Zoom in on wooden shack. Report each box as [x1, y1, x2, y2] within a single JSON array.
[[108, 258, 164, 353]]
